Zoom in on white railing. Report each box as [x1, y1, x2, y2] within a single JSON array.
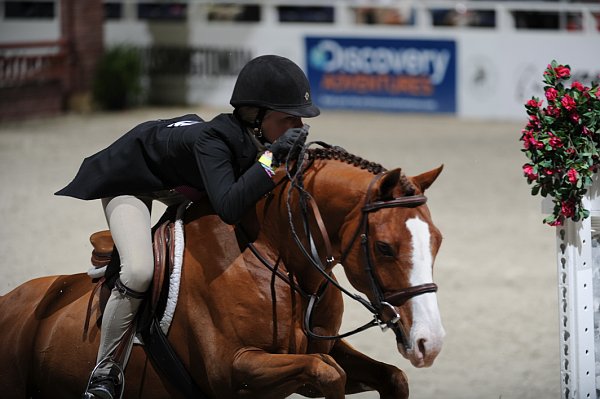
[[102, 0, 600, 32], [0, 40, 68, 88]]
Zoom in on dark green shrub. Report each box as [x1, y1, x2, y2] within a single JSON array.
[[93, 46, 142, 110]]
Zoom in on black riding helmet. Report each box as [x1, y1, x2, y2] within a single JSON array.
[[230, 55, 320, 118]]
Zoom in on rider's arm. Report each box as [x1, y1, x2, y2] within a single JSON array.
[[193, 131, 275, 225]]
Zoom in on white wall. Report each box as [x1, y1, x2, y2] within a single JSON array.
[[3, 1, 599, 120], [179, 18, 600, 120], [115, 1, 596, 120], [457, 30, 600, 120]]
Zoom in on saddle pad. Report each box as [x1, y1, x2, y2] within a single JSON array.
[[134, 201, 188, 343], [158, 202, 186, 335]]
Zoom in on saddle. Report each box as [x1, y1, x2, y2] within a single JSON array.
[[85, 203, 179, 335], [87, 221, 175, 323]]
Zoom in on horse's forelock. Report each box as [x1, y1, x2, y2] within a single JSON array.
[[399, 174, 417, 196]]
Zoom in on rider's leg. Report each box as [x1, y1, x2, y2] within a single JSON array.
[[85, 195, 154, 399]]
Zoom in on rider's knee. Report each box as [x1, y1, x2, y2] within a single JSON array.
[[114, 277, 147, 300], [119, 258, 153, 293]]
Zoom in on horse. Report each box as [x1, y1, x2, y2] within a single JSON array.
[[0, 145, 445, 398]]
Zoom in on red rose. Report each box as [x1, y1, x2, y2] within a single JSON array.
[[567, 168, 579, 184], [571, 81, 585, 91], [548, 133, 563, 149], [561, 200, 575, 218], [523, 164, 538, 181], [524, 136, 543, 150], [545, 88, 558, 101], [545, 105, 561, 117], [561, 94, 576, 111], [526, 98, 543, 108], [521, 129, 544, 150], [521, 130, 532, 149], [554, 65, 571, 79], [549, 218, 564, 227], [528, 115, 542, 130], [570, 112, 580, 123]]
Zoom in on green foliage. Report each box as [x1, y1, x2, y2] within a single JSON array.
[[520, 60, 600, 226], [93, 46, 142, 110]]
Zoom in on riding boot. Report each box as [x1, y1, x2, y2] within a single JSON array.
[[84, 278, 145, 399], [84, 359, 122, 399]]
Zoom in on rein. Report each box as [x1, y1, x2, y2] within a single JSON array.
[[245, 138, 438, 347]]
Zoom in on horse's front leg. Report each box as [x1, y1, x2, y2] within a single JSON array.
[[231, 347, 346, 399], [329, 339, 409, 399]]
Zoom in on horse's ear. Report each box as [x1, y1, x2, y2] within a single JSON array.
[[376, 168, 403, 200], [412, 165, 444, 192]]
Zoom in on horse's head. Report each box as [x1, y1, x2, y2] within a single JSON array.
[[338, 164, 445, 368], [264, 147, 445, 368]]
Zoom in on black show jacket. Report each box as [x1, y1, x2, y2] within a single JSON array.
[[55, 113, 275, 224]]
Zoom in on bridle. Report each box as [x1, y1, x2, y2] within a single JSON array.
[[337, 173, 438, 349], [243, 140, 438, 350]]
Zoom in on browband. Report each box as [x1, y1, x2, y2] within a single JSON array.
[[362, 194, 427, 213]]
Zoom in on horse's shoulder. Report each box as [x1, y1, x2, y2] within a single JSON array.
[[33, 274, 92, 319]]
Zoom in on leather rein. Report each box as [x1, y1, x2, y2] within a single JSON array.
[[244, 140, 438, 349]]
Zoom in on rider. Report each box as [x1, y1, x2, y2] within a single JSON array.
[[55, 54, 320, 399]]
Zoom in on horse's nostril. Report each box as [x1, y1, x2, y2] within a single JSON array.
[[417, 338, 427, 355]]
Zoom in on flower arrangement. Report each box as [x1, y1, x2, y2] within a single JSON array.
[[520, 60, 600, 226]]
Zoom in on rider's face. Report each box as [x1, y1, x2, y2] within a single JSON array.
[[261, 111, 303, 144]]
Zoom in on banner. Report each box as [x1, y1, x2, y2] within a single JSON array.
[[305, 37, 457, 113]]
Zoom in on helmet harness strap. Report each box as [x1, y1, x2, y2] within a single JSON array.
[[252, 108, 268, 139]]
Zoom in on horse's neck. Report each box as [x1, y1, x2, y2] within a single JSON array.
[[304, 162, 370, 242], [261, 160, 372, 291]]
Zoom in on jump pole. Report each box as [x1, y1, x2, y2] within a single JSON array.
[[545, 176, 600, 399]]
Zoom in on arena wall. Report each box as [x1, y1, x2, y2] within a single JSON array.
[[2, 1, 599, 120]]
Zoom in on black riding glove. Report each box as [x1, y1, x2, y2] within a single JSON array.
[[270, 126, 308, 167]]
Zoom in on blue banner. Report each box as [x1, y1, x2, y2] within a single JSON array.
[[305, 37, 457, 113]]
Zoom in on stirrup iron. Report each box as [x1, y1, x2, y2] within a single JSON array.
[[83, 357, 125, 399]]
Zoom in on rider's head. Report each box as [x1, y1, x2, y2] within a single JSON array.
[[231, 55, 320, 143]]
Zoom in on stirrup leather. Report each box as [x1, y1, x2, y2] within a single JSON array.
[[114, 278, 146, 300]]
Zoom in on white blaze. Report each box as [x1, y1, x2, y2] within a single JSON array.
[[404, 217, 445, 367]]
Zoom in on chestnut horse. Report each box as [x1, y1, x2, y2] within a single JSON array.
[[0, 146, 444, 398]]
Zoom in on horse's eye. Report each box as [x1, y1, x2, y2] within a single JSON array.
[[375, 241, 395, 258]]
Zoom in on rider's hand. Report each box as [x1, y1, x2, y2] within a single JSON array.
[[270, 127, 308, 166]]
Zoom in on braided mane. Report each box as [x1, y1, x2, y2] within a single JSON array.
[[306, 146, 416, 195], [307, 146, 386, 175]]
